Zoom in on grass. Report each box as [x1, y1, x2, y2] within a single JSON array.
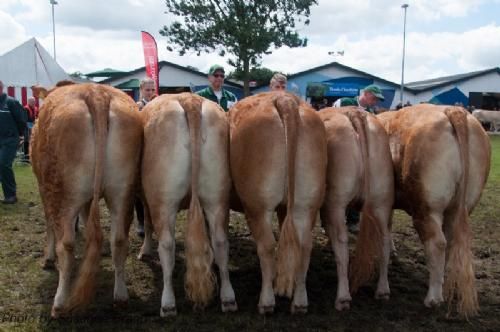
[[0, 136, 499, 331]]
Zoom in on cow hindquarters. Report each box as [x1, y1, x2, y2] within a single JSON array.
[[198, 105, 236, 312], [288, 135, 326, 313]]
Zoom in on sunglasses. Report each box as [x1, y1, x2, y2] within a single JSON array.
[[213, 74, 225, 78]]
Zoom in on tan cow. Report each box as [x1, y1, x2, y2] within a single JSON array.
[[31, 83, 143, 317], [377, 105, 491, 318], [139, 93, 237, 316], [318, 107, 394, 311], [229, 91, 327, 314]]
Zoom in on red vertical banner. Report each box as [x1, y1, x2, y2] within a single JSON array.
[[141, 31, 159, 95], [21, 87, 28, 106], [7, 86, 15, 98]]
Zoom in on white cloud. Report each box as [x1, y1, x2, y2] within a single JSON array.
[[0, 10, 27, 54], [1, 0, 499, 82]]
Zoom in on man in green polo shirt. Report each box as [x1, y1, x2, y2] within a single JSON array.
[[333, 84, 385, 114], [196, 64, 237, 112], [333, 84, 385, 232]]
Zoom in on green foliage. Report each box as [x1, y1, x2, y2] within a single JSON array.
[[185, 65, 200, 72], [161, 0, 318, 95], [228, 66, 276, 87], [69, 71, 85, 79], [306, 82, 327, 97]]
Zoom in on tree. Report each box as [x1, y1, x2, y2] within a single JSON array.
[[185, 65, 200, 72], [161, 0, 317, 96], [69, 71, 85, 79], [228, 66, 275, 87]]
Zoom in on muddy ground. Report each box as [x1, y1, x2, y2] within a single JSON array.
[[0, 137, 499, 332]]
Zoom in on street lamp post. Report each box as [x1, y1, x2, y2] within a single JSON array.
[[400, 4, 409, 105], [50, 0, 58, 60]]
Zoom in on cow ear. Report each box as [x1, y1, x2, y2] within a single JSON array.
[[31, 86, 49, 99]]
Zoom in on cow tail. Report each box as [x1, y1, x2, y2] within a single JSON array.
[[347, 110, 383, 294], [443, 107, 478, 318], [274, 94, 301, 298], [65, 86, 107, 313], [182, 96, 215, 309]]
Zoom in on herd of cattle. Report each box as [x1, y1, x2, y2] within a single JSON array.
[[28, 82, 491, 320]]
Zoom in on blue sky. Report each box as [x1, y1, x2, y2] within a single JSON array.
[[1, 0, 499, 83]]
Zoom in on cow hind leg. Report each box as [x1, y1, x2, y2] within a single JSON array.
[[323, 205, 351, 311], [204, 204, 237, 312], [290, 208, 316, 314], [246, 208, 276, 314], [51, 208, 80, 318], [43, 220, 56, 270], [106, 192, 134, 307], [156, 206, 178, 317], [138, 203, 154, 260], [414, 213, 446, 308], [371, 206, 392, 300]]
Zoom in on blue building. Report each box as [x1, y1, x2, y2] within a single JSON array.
[[252, 61, 404, 109]]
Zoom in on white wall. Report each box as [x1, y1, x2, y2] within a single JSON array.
[[105, 65, 209, 87], [408, 71, 500, 105]]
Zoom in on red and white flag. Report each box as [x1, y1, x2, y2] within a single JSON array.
[[141, 31, 159, 94]]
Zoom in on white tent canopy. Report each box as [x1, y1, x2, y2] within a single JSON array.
[[0, 37, 70, 88]]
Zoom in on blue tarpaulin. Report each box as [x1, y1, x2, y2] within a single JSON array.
[[429, 87, 469, 106], [324, 82, 360, 96], [306, 76, 396, 109]]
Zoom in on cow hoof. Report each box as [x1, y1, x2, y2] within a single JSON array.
[[51, 306, 64, 319], [42, 259, 56, 270], [424, 298, 443, 308], [137, 252, 152, 261], [113, 299, 129, 309], [375, 292, 390, 301], [335, 299, 351, 311], [160, 306, 177, 317], [222, 300, 238, 312], [258, 305, 274, 315], [291, 304, 308, 314]]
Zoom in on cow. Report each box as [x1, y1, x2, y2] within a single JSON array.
[[377, 105, 491, 318], [30, 83, 143, 318], [472, 109, 500, 132], [138, 93, 237, 316], [229, 91, 327, 314], [318, 106, 394, 311]]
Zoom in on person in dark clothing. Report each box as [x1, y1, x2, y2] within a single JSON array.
[[0, 80, 27, 204]]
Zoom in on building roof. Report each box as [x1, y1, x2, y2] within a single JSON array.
[[286, 61, 413, 92], [86, 68, 126, 78], [114, 78, 140, 89], [405, 67, 500, 91], [101, 60, 243, 88], [0, 37, 70, 87]]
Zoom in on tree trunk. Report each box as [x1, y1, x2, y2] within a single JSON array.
[[243, 57, 250, 97]]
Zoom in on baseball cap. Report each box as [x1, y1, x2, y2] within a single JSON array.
[[363, 84, 385, 101], [208, 64, 225, 75]]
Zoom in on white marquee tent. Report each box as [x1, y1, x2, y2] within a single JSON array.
[[0, 38, 70, 104]]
